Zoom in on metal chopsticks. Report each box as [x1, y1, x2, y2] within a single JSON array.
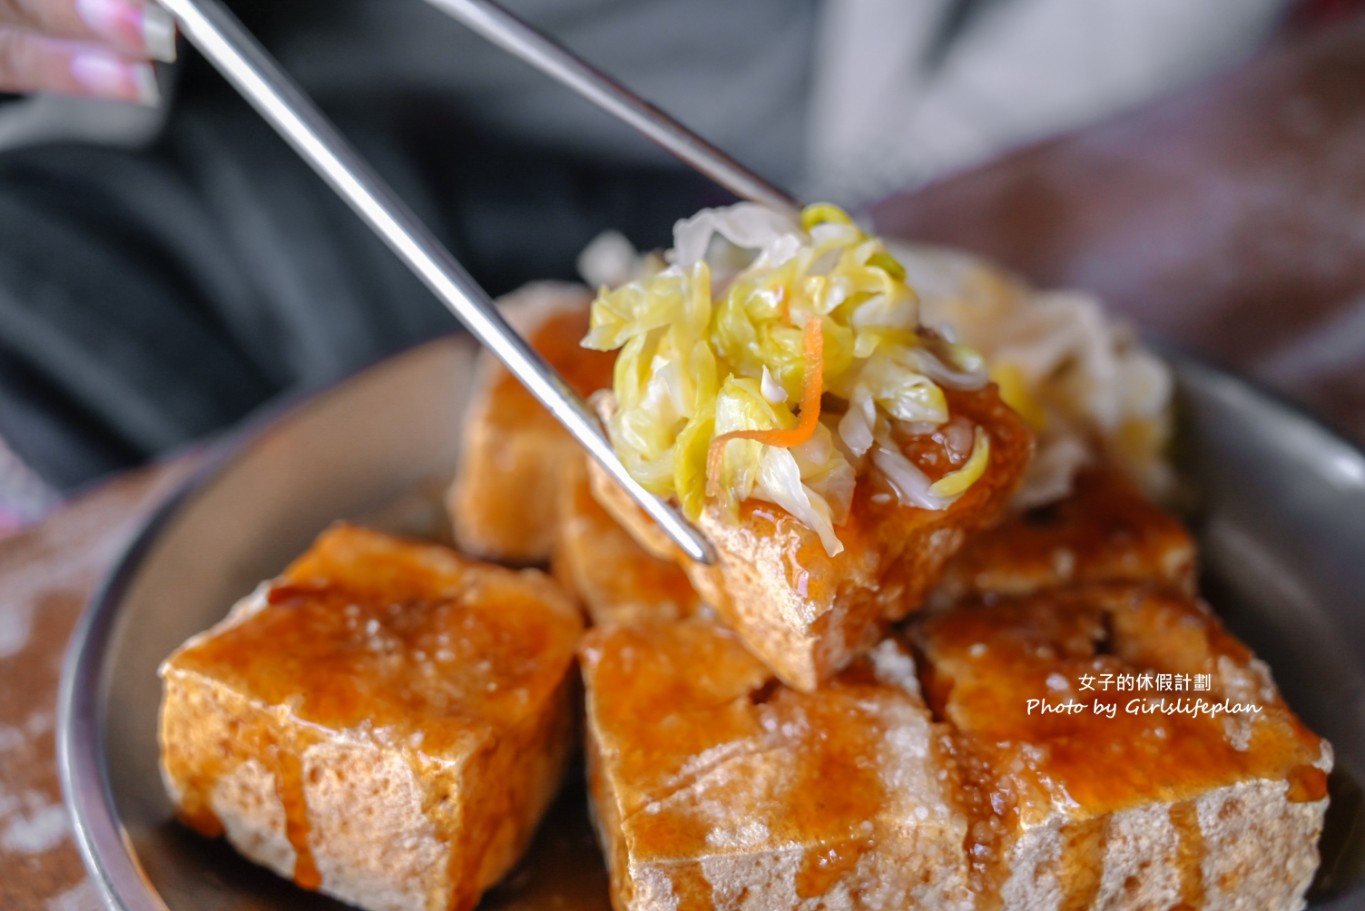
[[421, 0, 802, 218], [156, 0, 716, 565]]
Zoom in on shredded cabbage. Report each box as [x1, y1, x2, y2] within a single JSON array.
[[583, 203, 992, 556], [897, 245, 1175, 507]]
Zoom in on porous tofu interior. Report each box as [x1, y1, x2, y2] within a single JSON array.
[[913, 584, 1332, 908], [580, 589, 1332, 911], [573, 469, 1331, 911], [580, 620, 974, 911]]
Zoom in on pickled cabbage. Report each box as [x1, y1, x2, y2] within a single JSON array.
[[583, 203, 990, 555], [898, 245, 1174, 507]]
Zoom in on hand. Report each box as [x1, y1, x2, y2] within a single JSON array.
[[0, 0, 176, 104]]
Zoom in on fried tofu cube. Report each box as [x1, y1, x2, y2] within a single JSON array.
[[449, 283, 616, 562], [158, 525, 583, 911], [932, 467, 1196, 607], [911, 584, 1331, 910], [580, 619, 975, 911], [593, 385, 1033, 691], [552, 456, 702, 627]]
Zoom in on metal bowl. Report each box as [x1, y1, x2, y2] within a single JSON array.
[[57, 335, 1365, 909]]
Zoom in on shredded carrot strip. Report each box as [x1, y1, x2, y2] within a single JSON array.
[[706, 317, 824, 497]]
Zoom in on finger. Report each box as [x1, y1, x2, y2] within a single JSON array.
[[0, 0, 175, 62], [0, 30, 159, 103]]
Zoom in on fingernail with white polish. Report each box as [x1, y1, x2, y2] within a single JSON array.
[[130, 61, 161, 105], [141, 6, 177, 63], [75, 0, 177, 63], [71, 52, 161, 105]]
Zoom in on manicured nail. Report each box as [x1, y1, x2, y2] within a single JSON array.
[[130, 59, 160, 105], [71, 52, 161, 105], [141, 6, 177, 63], [75, 0, 177, 63]]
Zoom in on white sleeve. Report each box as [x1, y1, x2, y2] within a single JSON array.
[[805, 0, 1289, 204]]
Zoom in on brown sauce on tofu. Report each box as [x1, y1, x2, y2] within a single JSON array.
[[275, 740, 322, 890], [164, 526, 580, 894], [582, 622, 904, 908], [162, 669, 326, 888], [185, 582, 567, 754], [891, 413, 977, 481], [1169, 799, 1208, 908], [487, 307, 616, 426], [796, 840, 870, 900], [936, 467, 1196, 603], [1057, 815, 1108, 911], [729, 384, 1035, 629], [912, 584, 1329, 900], [1288, 763, 1331, 803]]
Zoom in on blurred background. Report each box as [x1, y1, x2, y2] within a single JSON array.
[[1, 0, 1363, 533]]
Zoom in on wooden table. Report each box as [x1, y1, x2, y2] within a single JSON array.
[[3, 16, 1365, 910], [0, 457, 201, 910]]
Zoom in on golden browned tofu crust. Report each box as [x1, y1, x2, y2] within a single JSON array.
[[911, 584, 1331, 910], [580, 619, 975, 911], [933, 467, 1196, 607], [582, 591, 1331, 911], [553, 456, 702, 627], [593, 384, 1034, 691], [159, 525, 583, 911], [449, 285, 616, 562]]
